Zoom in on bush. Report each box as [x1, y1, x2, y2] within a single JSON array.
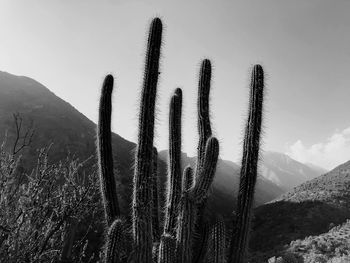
[[0, 144, 101, 262]]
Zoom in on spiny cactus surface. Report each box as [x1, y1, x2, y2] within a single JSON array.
[[97, 74, 120, 226], [97, 16, 266, 263], [229, 64, 264, 263]]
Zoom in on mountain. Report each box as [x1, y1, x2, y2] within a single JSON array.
[[0, 71, 145, 215], [0, 70, 280, 220], [260, 151, 325, 191], [304, 162, 328, 175], [248, 159, 350, 262], [158, 150, 284, 217]]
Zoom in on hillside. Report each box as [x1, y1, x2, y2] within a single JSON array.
[[248, 159, 350, 262], [260, 151, 325, 191], [0, 71, 145, 215], [286, 219, 350, 262], [158, 151, 284, 217], [0, 70, 281, 221]]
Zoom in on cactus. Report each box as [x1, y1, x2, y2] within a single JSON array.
[[182, 163, 194, 192], [176, 137, 219, 263], [193, 59, 214, 263], [151, 147, 161, 242], [132, 17, 162, 263], [158, 234, 176, 263], [96, 16, 266, 263], [164, 87, 183, 236], [97, 74, 120, 226], [207, 217, 227, 263], [196, 59, 213, 177], [105, 219, 130, 263], [228, 64, 264, 263]]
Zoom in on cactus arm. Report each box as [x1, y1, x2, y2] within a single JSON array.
[[157, 234, 176, 263], [182, 162, 194, 192], [196, 59, 212, 177], [177, 137, 219, 263], [228, 65, 264, 263], [97, 74, 120, 226], [192, 137, 219, 203], [132, 17, 162, 263], [164, 88, 183, 236], [105, 219, 130, 263]]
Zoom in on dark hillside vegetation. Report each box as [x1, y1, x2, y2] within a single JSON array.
[[249, 160, 350, 262]]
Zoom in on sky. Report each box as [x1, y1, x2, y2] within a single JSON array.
[[0, 0, 349, 170]]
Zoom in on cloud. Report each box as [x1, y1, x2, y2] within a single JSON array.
[[286, 127, 350, 170]]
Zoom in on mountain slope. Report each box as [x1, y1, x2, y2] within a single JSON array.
[[287, 219, 350, 262], [0, 71, 142, 215], [260, 151, 325, 191], [158, 151, 284, 217], [2, 70, 282, 220], [248, 159, 350, 262]]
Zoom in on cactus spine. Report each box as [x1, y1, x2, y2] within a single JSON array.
[[132, 17, 162, 263], [164, 87, 183, 236], [97, 74, 120, 226], [228, 64, 264, 263]]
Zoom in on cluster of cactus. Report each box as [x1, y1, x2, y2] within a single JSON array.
[[97, 17, 265, 263]]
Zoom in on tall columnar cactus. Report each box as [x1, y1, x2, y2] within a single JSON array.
[[176, 137, 219, 263], [193, 59, 214, 263], [97, 16, 266, 263], [97, 74, 120, 226], [164, 87, 183, 236], [228, 64, 265, 263], [132, 17, 162, 263], [196, 59, 213, 178]]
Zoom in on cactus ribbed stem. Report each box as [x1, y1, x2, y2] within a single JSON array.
[[105, 219, 129, 263], [182, 163, 194, 192], [132, 17, 162, 263], [193, 137, 219, 203], [158, 234, 176, 263], [164, 88, 183, 236], [177, 137, 219, 263], [192, 220, 210, 263], [196, 59, 212, 177], [176, 177, 196, 263], [229, 64, 264, 263], [208, 218, 226, 263], [152, 147, 161, 242], [97, 74, 120, 226]]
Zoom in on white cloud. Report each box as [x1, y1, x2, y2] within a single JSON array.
[[286, 127, 350, 170]]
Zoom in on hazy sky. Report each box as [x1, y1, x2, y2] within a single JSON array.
[[1, 0, 349, 170]]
